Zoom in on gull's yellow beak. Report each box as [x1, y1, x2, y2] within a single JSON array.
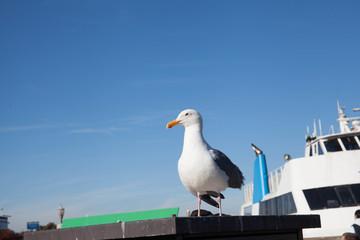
[[166, 120, 181, 129]]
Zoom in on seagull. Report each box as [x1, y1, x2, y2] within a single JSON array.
[[166, 109, 244, 216]]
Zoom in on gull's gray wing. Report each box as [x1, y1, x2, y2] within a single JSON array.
[[210, 149, 244, 189]]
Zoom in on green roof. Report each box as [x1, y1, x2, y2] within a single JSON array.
[[61, 207, 179, 229]]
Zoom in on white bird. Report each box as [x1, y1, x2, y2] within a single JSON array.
[[166, 109, 244, 216]]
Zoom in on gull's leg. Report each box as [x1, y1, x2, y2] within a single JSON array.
[[217, 193, 222, 216], [197, 192, 201, 217]]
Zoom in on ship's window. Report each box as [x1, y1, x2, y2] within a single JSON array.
[[278, 192, 297, 215], [350, 184, 360, 204], [341, 137, 360, 150], [318, 187, 340, 208], [276, 195, 284, 214], [259, 192, 297, 215], [261, 198, 277, 215], [334, 186, 356, 206], [304, 184, 360, 210], [259, 200, 266, 215], [324, 139, 342, 152], [303, 188, 325, 210], [309, 145, 313, 156], [244, 206, 252, 215], [259, 201, 266, 215], [303, 187, 340, 209], [269, 198, 277, 215]]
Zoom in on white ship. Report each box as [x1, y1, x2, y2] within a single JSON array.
[[240, 102, 360, 239]]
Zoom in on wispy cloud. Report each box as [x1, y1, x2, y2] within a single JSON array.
[[69, 182, 148, 201], [0, 111, 172, 135], [152, 61, 214, 68], [0, 124, 63, 132], [35, 176, 94, 192], [70, 113, 165, 134], [127, 78, 189, 88], [104, 114, 164, 126], [70, 127, 130, 134]]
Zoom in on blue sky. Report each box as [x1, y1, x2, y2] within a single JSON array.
[[1, 0, 359, 232]]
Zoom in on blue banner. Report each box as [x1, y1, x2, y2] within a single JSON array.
[[27, 221, 39, 230]]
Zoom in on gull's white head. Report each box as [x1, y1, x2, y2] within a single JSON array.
[[166, 109, 203, 128]]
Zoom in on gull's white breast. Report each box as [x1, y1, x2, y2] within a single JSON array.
[[178, 148, 229, 196]]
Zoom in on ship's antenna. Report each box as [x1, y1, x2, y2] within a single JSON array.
[[319, 119, 322, 136], [306, 126, 310, 137], [337, 100, 346, 116], [313, 119, 317, 137], [329, 125, 334, 135], [337, 100, 350, 133]]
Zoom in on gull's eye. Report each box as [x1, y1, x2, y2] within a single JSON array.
[[185, 112, 189, 116]]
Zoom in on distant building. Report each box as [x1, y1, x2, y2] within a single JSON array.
[[0, 214, 10, 230]]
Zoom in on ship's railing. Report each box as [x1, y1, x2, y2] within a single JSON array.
[[244, 181, 254, 203], [243, 166, 284, 204], [268, 166, 284, 193]]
